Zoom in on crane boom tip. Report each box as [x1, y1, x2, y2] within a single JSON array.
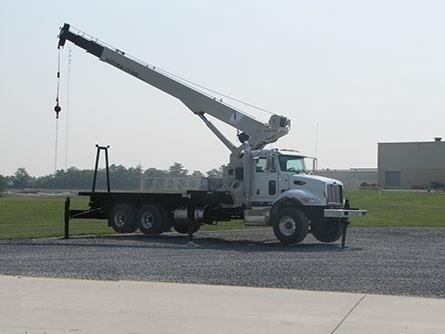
[[58, 23, 70, 49]]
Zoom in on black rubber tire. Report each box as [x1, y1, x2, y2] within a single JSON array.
[[137, 205, 163, 235], [271, 207, 308, 244], [158, 206, 174, 232], [173, 221, 201, 234], [109, 203, 138, 233], [311, 217, 343, 243]]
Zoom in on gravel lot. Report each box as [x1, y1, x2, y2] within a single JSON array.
[[0, 227, 444, 298]]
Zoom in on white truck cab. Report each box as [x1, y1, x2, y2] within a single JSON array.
[[238, 148, 366, 244]]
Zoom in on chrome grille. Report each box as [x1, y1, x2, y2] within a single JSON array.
[[327, 184, 343, 206]]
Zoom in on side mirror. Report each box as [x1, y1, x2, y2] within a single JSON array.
[[266, 156, 276, 172], [312, 158, 318, 174]]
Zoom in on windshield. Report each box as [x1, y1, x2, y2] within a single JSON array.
[[278, 155, 308, 173]]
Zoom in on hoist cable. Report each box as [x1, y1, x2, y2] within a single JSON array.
[[54, 48, 62, 119], [64, 48, 71, 169], [54, 117, 59, 173], [54, 48, 62, 173], [155, 67, 275, 116]]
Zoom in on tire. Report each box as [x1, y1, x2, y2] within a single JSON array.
[[173, 221, 201, 234], [137, 205, 163, 235], [311, 217, 343, 243], [109, 203, 138, 233], [272, 207, 308, 244], [158, 206, 174, 232]]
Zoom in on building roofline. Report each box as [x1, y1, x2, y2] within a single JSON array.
[[378, 140, 444, 145]]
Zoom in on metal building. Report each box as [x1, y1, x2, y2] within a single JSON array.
[[317, 169, 377, 189], [378, 138, 445, 188]]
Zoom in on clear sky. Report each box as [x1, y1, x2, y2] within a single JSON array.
[[1, 0, 444, 177]]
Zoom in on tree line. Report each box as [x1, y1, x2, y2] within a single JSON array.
[[0, 163, 224, 191]]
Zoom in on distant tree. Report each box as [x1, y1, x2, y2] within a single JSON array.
[[63, 167, 94, 189], [206, 165, 225, 178], [0, 175, 6, 193], [168, 162, 188, 177], [135, 163, 143, 176], [32, 167, 93, 189], [144, 168, 168, 177], [6, 164, 204, 190], [206, 169, 220, 177], [191, 170, 204, 177], [12, 168, 33, 189], [109, 164, 134, 189]]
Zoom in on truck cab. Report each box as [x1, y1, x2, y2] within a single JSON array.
[[242, 148, 364, 244], [250, 149, 322, 204]]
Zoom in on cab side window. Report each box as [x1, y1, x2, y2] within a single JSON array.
[[255, 157, 267, 173]]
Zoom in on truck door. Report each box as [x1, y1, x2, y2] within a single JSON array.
[[250, 156, 278, 204]]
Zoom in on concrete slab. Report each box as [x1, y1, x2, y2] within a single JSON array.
[[338, 294, 445, 334], [0, 275, 444, 334]]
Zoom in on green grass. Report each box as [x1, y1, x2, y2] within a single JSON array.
[[0, 190, 444, 240], [0, 196, 113, 239], [200, 220, 246, 231], [346, 190, 445, 227]]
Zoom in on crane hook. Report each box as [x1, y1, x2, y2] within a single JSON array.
[[54, 101, 61, 119], [54, 47, 62, 119]]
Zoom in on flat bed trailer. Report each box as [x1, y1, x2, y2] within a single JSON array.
[[76, 190, 236, 218], [65, 189, 244, 238]]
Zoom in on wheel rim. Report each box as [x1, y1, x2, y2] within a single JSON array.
[[113, 209, 126, 228], [140, 211, 154, 229], [279, 216, 297, 237]]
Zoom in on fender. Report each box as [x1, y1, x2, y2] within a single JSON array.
[[270, 189, 325, 218], [274, 189, 325, 206]]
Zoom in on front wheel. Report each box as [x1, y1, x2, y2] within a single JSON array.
[[272, 207, 308, 244], [311, 217, 343, 243]]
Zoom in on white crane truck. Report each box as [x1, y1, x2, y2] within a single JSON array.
[[58, 23, 366, 246]]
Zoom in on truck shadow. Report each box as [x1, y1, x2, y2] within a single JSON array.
[[42, 233, 363, 253], [3, 232, 362, 253]]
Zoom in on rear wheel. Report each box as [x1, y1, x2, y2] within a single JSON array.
[[137, 205, 163, 235], [311, 217, 343, 243], [272, 207, 308, 244], [158, 206, 174, 232], [109, 203, 138, 233]]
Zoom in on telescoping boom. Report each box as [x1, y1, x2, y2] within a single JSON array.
[[57, 23, 290, 153]]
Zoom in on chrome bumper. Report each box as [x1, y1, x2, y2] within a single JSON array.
[[324, 209, 367, 218]]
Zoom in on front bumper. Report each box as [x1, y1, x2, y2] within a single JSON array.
[[324, 208, 367, 218]]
